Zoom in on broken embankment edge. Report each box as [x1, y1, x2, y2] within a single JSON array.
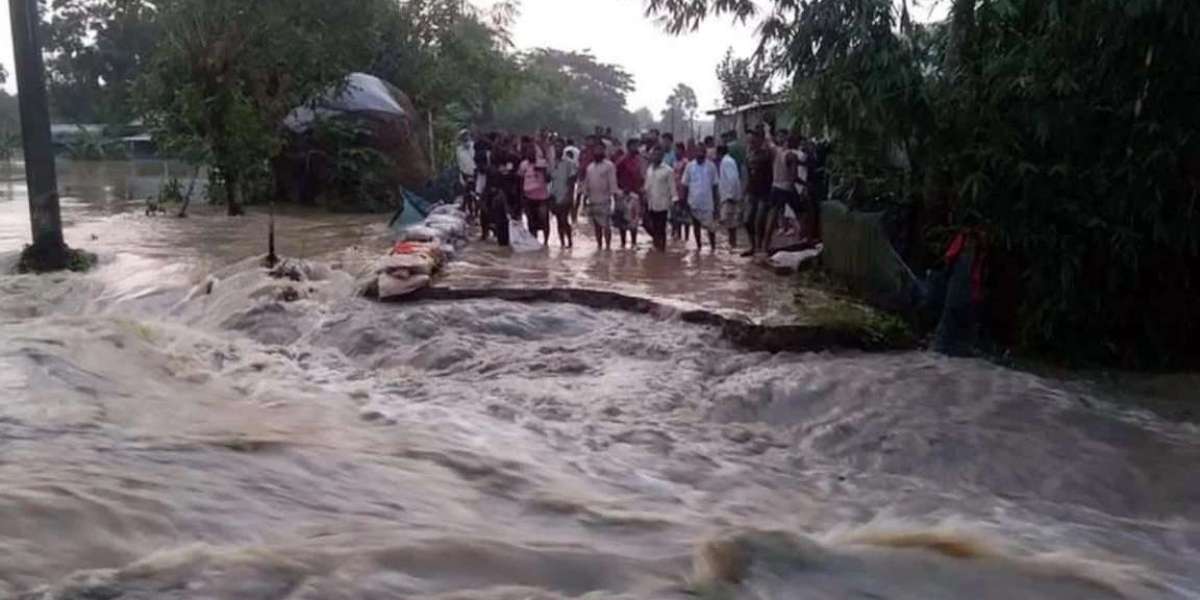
[[373, 285, 915, 354]]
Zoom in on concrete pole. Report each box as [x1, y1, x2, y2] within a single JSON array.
[[9, 0, 66, 269]]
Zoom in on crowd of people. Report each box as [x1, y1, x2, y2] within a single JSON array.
[[454, 123, 823, 257]]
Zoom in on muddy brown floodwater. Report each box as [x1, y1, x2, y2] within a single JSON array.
[[0, 160, 1198, 599]]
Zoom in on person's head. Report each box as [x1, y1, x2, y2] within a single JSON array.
[[566, 138, 575, 147], [487, 131, 499, 143], [554, 144, 564, 160], [662, 132, 674, 145], [458, 129, 471, 143], [626, 138, 640, 154], [774, 129, 789, 145], [523, 145, 536, 162], [693, 144, 707, 162], [748, 128, 764, 150], [594, 126, 604, 136], [787, 131, 803, 150], [650, 146, 664, 166], [703, 135, 715, 148], [593, 141, 607, 162], [675, 142, 686, 156], [649, 128, 660, 140], [604, 127, 613, 137], [717, 144, 729, 158]]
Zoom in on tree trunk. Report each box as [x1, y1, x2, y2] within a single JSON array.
[[9, 0, 67, 270], [226, 170, 244, 216], [944, 0, 976, 82], [266, 198, 278, 267], [177, 164, 200, 218]]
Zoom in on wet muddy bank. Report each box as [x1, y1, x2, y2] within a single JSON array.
[[376, 284, 919, 354]]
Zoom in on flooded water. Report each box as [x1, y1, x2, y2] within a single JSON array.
[[1, 161, 1198, 599]]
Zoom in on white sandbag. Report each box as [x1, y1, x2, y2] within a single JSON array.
[[509, 221, 543, 253], [429, 204, 467, 219], [375, 253, 437, 276], [770, 245, 823, 271], [377, 272, 432, 299], [426, 221, 464, 241], [399, 225, 440, 243]]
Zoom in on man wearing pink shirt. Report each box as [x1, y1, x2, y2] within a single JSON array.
[[518, 146, 551, 246]]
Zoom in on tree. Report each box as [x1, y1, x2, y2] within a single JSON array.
[[371, 0, 517, 121], [139, 0, 385, 215], [632, 107, 656, 132], [42, 0, 161, 123], [493, 48, 634, 136], [646, 0, 1200, 367], [369, 0, 520, 164], [715, 47, 772, 107], [662, 83, 697, 139]]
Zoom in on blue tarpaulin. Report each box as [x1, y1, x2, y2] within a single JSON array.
[[388, 188, 434, 231]]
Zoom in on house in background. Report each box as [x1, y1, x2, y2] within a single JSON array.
[[706, 98, 793, 138]]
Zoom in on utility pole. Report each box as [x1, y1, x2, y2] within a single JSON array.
[[9, 0, 67, 270]]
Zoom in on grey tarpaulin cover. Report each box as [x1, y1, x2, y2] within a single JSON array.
[[820, 201, 920, 312], [284, 73, 407, 133]]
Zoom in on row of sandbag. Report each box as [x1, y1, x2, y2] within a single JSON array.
[[373, 205, 469, 299]]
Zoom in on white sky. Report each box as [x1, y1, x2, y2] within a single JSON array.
[[0, 0, 947, 113], [488, 0, 760, 114]]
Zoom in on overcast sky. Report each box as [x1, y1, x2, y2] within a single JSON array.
[[490, 0, 760, 114], [0, 0, 947, 114]]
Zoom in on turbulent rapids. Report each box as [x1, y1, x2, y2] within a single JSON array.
[[1, 164, 1198, 599]]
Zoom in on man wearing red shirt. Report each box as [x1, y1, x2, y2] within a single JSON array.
[[615, 139, 646, 249]]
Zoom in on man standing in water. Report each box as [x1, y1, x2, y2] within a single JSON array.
[[518, 146, 551, 245], [549, 144, 577, 248], [743, 127, 774, 256], [615, 138, 645, 249], [681, 145, 719, 251], [717, 144, 742, 249], [643, 146, 675, 252], [455, 130, 477, 217], [582, 141, 618, 250], [763, 131, 807, 253]]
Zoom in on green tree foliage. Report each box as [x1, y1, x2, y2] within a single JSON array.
[[138, 0, 385, 215], [647, 0, 1200, 367], [632, 107, 657, 132], [715, 47, 772, 107], [42, 0, 161, 123], [0, 92, 19, 162], [661, 83, 698, 139], [371, 0, 518, 125], [493, 48, 635, 136]]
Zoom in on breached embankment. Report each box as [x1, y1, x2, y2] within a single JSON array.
[[370, 285, 915, 354]]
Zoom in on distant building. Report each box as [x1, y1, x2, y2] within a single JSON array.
[[49, 122, 157, 158], [706, 98, 792, 138], [49, 124, 106, 152]]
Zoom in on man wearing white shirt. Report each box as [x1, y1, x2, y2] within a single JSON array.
[[716, 144, 742, 249], [455, 130, 477, 215], [681, 146, 719, 252], [643, 147, 675, 251]]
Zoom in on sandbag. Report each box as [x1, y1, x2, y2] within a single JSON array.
[[508, 221, 543, 253], [399, 225, 439, 243], [429, 205, 467, 219], [375, 253, 437, 276], [378, 273, 431, 299], [770, 245, 823, 272]]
